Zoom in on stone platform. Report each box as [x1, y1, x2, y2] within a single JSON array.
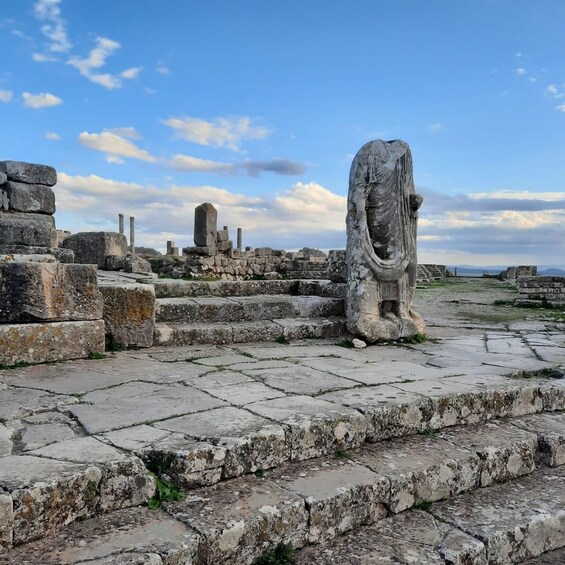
[[0, 278, 564, 563]]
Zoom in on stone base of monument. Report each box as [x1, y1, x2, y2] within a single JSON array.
[[0, 319, 105, 366]]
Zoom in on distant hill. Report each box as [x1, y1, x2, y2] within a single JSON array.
[[447, 265, 565, 277], [539, 268, 565, 276]]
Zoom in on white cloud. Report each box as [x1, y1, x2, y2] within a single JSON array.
[[468, 191, 565, 202], [104, 127, 142, 139], [67, 37, 139, 90], [516, 68, 527, 76], [156, 65, 170, 75], [0, 89, 13, 103], [556, 104, 565, 113], [168, 154, 235, 174], [12, 29, 33, 41], [34, 0, 71, 53], [144, 87, 156, 94], [78, 130, 156, 163], [427, 123, 443, 133], [22, 91, 62, 108], [161, 116, 270, 151], [45, 131, 61, 140], [546, 84, 558, 95], [120, 67, 142, 79], [32, 52, 57, 62]]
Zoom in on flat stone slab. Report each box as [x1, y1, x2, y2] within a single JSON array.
[[0, 506, 199, 564], [0, 161, 57, 186], [0, 320, 105, 366], [0, 212, 56, 247], [268, 456, 388, 543], [154, 406, 288, 477], [431, 466, 565, 564], [69, 382, 226, 433], [296, 510, 486, 564], [246, 395, 367, 460], [2, 180, 55, 214], [512, 412, 565, 467], [165, 475, 308, 564]]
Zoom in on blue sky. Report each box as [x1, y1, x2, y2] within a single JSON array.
[[1, 0, 564, 266]]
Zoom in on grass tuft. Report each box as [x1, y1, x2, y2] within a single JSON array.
[[88, 351, 106, 360], [253, 543, 295, 565], [275, 335, 290, 345]]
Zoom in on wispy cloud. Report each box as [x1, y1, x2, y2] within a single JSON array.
[[45, 131, 61, 140], [78, 130, 156, 163], [104, 127, 142, 139], [161, 116, 270, 151], [67, 37, 122, 89], [32, 52, 58, 62], [0, 89, 13, 103], [34, 0, 71, 54], [516, 67, 527, 76], [120, 67, 142, 79], [168, 154, 305, 177], [22, 91, 62, 108], [156, 65, 170, 75], [426, 123, 443, 134]]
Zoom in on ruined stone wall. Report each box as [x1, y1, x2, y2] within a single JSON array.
[[516, 276, 565, 307], [502, 265, 538, 280]]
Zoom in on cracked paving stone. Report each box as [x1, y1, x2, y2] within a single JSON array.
[[201, 380, 286, 406], [0, 387, 77, 421], [20, 422, 77, 452]]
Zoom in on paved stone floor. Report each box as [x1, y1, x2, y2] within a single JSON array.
[[1, 277, 564, 562]]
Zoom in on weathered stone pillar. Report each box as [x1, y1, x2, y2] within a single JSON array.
[[118, 214, 124, 236], [129, 216, 135, 253], [194, 203, 217, 252], [345, 140, 425, 341], [237, 228, 242, 251]]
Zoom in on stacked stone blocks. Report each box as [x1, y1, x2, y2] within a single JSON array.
[[517, 276, 565, 307], [0, 160, 105, 366]]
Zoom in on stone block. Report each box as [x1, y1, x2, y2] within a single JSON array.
[[0, 245, 74, 263], [100, 284, 155, 349], [194, 202, 217, 248], [0, 213, 56, 247], [0, 189, 7, 211], [165, 475, 308, 563], [327, 249, 346, 283], [0, 320, 105, 366], [3, 181, 55, 214], [62, 232, 127, 268], [0, 161, 57, 186], [0, 262, 103, 323]]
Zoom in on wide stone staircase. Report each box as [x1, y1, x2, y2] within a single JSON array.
[[2, 363, 565, 564], [153, 279, 347, 346]]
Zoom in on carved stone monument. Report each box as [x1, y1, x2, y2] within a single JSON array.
[[346, 140, 425, 341]]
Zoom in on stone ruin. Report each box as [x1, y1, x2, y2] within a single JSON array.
[[345, 139, 425, 341], [0, 161, 105, 366]]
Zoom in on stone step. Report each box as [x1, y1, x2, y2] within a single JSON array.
[[153, 278, 345, 299], [154, 316, 347, 346], [155, 294, 344, 323], [0, 437, 155, 548], [5, 422, 564, 563], [297, 466, 565, 563]]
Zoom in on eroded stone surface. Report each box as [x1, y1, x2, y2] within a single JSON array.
[[166, 475, 308, 564], [247, 396, 367, 460], [154, 406, 288, 478], [0, 212, 56, 247], [512, 412, 565, 467], [0, 320, 105, 366], [431, 466, 565, 564], [0, 161, 57, 186], [0, 507, 199, 564], [269, 456, 388, 543], [353, 433, 480, 513], [296, 510, 486, 564]]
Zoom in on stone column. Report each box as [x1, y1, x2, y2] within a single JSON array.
[[118, 214, 124, 236], [237, 228, 242, 251], [129, 216, 135, 253], [194, 203, 217, 254]]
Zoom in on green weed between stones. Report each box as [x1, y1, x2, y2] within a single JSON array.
[[88, 351, 106, 360], [400, 333, 427, 344], [254, 469, 266, 478], [275, 335, 290, 345], [0, 360, 31, 370], [148, 476, 184, 509], [253, 543, 295, 565], [413, 499, 433, 511], [105, 334, 125, 352], [336, 449, 352, 459], [337, 339, 355, 348]]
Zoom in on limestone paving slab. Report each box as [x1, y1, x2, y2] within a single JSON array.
[[137, 433, 226, 490], [68, 382, 226, 434], [352, 433, 480, 513], [0, 506, 200, 565], [511, 411, 565, 466], [20, 422, 76, 451], [165, 475, 308, 564], [437, 420, 538, 486], [268, 456, 389, 543], [320, 385, 434, 441], [431, 465, 565, 564], [0, 386, 77, 421], [154, 406, 288, 478], [0, 320, 105, 367], [246, 395, 367, 460], [256, 366, 360, 396], [201, 380, 286, 406], [296, 510, 486, 564]]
